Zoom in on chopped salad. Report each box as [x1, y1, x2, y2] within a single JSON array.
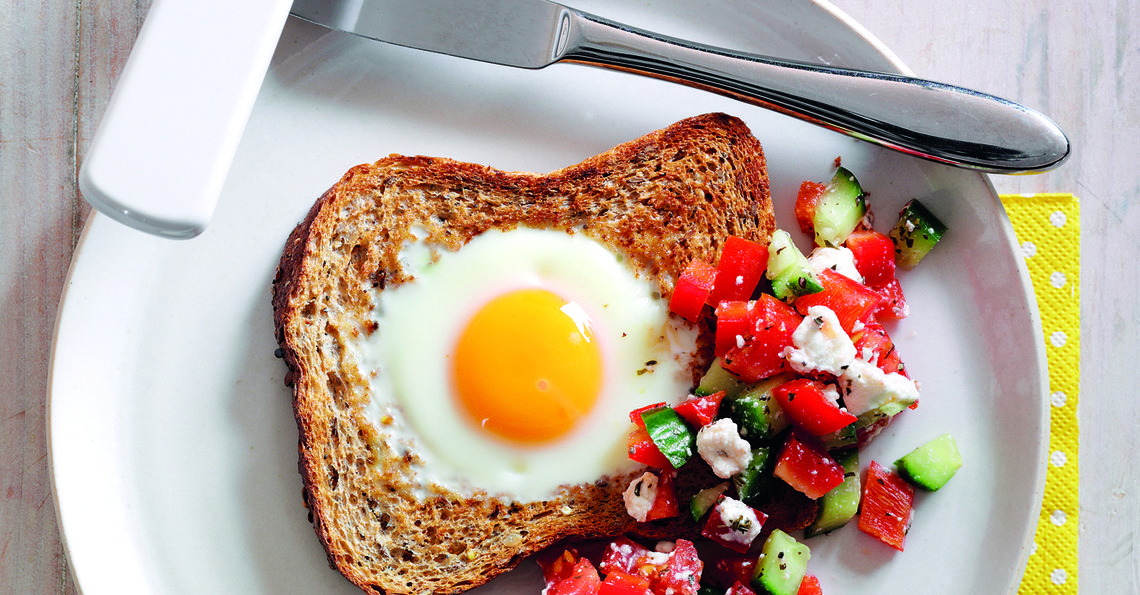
[[539, 165, 962, 595]]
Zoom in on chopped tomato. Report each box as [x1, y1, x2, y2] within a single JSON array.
[[650, 540, 703, 595], [629, 403, 669, 428], [845, 229, 896, 286], [599, 537, 652, 576], [858, 461, 915, 551], [715, 300, 754, 357], [600, 571, 653, 595], [772, 378, 856, 436], [871, 278, 909, 320], [627, 426, 673, 469], [538, 548, 582, 588], [644, 470, 680, 522], [795, 181, 827, 235], [851, 320, 905, 376], [725, 581, 759, 595], [669, 259, 718, 322], [546, 556, 602, 595], [793, 268, 883, 333], [773, 432, 846, 499], [673, 391, 726, 429], [709, 236, 769, 305], [796, 574, 824, 595], [721, 294, 802, 382]]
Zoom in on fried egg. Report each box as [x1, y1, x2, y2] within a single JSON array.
[[349, 227, 698, 502]]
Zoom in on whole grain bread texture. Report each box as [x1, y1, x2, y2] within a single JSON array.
[[272, 113, 803, 594]]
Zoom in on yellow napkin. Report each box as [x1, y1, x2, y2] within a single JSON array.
[[1000, 194, 1080, 594]]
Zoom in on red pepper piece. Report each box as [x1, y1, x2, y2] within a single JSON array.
[[669, 258, 718, 322], [773, 432, 846, 499], [673, 391, 726, 429], [627, 426, 673, 469], [644, 469, 680, 521], [845, 229, 896, 286], [700, 498, 767, 553], [772, 378, 856, 436], [714, 300, 755, 357], [871, 278, 909, 320], [794, 268, 883, 334], [709, 236, 769, 305], [858, 461, 915, 551], [721, 294, 802, 383]]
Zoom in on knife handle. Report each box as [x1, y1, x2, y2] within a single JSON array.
[[79, 0, 294, 239], [560, 11, 1068, 174]]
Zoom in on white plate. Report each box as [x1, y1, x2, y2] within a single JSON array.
[[49, 1, 1048, 593]]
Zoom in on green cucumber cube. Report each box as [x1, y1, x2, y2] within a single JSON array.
[[895, 433, 963, 491], [766, 229, 823, 301], [889, 198, 948, 270], [812, 166, 868, 247], [752, 529, 810, 595], [696, 359, 750, 398], [805, 449, 860, 537], [689, 482, 731, 522]]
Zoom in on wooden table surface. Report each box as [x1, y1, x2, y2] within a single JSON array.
[[2, 0, 1134, 592]]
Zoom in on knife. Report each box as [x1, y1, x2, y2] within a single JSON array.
[[291, 0, 1069, 175]]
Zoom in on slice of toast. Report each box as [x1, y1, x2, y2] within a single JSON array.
[[272, 113, 777, 594]]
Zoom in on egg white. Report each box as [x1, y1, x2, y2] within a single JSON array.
[[348, 227, 699, 502]]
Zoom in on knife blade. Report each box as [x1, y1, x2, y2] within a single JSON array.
[[291, 0, 1069, 175]]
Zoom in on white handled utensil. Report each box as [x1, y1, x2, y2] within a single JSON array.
[[79, 0, 293, 239]]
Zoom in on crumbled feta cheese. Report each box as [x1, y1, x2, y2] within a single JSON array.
[[783, 305, 856, 376], [696, 418, 753, 478], [840, 358, 920, 415], [712, 497, 764, 545], [809, 246, 863, 283], [735, 275, 745, 286], [622, 472, 659, 522]]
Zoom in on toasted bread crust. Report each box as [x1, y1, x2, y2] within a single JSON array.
[[273, 113, 777, 594]]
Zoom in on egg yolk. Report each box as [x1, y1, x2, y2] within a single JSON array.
[[452, 288, 603, 444]]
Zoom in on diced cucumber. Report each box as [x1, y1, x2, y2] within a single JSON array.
[[895, 433, 963, 491], [752, 529, 810, 595], [818, 423, 857, 450], [812, 166, 868, 247], [766, 229, 823, 301], [853, 398, 915, 430], [640, 407, 696, 469], [805, 449, 860, 537], [696, 358, 750, 398], [889, 198, 948, 270], [689, 482, 731, 522], [727, 376, 792, 445], [734, 447, 777, 507]]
